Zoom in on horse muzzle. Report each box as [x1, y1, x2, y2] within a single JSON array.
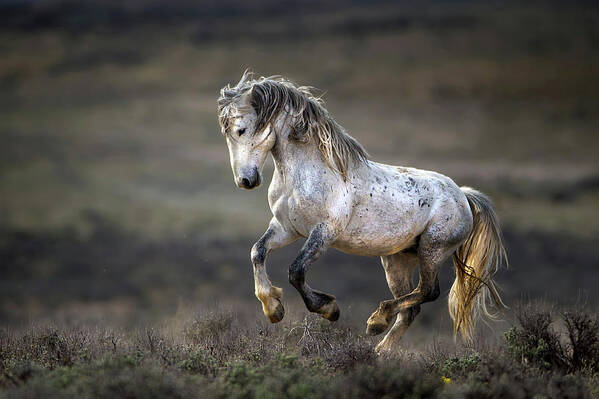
[[236, 168, 261, 189]]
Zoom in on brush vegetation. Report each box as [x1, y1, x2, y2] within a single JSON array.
[[1, 304, 598, 398]]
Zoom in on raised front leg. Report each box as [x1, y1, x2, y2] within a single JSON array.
[[251, 218, 298, 323], [288, 223, 340, 321]]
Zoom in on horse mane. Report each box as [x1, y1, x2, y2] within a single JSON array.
[[218, 71, 368, 179]]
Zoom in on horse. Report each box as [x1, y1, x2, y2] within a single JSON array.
[[217, 71, 507, 353]]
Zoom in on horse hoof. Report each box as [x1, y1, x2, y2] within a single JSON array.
[[375, 343, 400, 357], [266, 299, 285, 323], [374, 342, 387, 355], [366, 322, 388, 336], [320, 300, 340, 322], [366, 313, 390, 336]]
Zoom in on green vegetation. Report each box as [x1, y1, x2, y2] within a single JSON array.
[[1, 305, 598, 398], [505, 307, 599, 373]]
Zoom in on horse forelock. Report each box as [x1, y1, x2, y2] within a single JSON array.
[[218, 72, 368, 178]]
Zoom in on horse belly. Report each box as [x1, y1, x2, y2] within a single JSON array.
[[332, 202, 428, 256]]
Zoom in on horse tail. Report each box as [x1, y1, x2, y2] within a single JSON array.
[[448, 186, 507, 341]]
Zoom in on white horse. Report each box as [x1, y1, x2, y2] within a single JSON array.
[[218, 72, 507, 352]]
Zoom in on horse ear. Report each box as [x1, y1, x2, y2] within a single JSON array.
[[218, 86, 237, 109], [219, 82, 236, 99], [237, 69, 254, 87]]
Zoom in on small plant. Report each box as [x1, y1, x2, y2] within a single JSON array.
[[441, 352, 481, 379], [277, 353, 299, 369], [504, 307, 566, 370], [337, 363, 443, 399], [185, 312, 234, 344], [0, 361, 43, 388], [178, 347, 217, 376], [505, 306, 599, 374], [563, 310, 599, 373], [220, 361, 264, 398]]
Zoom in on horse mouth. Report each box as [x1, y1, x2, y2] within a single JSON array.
[[237, 173, 261, 189]]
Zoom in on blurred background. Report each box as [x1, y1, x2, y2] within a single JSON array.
[[1, 0, 598, 342]]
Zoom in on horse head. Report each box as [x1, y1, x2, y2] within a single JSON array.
[[218, 72, 276, 189]]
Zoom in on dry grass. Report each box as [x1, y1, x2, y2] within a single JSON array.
[[1, 303, 598, 398]]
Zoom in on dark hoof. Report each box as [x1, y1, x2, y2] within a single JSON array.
[[311, 290, 339, 322], [267, 299, 285, 323], [366, 321, 388, 336], [366, 311, 390, 336], [320, 300, 340, 322]]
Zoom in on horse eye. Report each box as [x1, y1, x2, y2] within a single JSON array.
[[238, 128, 246, 136]]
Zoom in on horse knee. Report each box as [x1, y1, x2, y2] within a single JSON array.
[[412, 304, 421, 318], [404, 305, 421, 324], [251, 243, 265, 265], [423, 281, 440, 302], [288, 265, 304, 288]]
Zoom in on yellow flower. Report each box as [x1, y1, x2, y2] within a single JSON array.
[[441, 376, 451, 384]]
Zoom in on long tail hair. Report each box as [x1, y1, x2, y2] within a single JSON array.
[[448, 187, 507, 341]]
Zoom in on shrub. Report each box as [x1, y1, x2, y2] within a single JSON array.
[[1, 304, 598, 399], [505, 306, 599, 374], [4, 358, 202, 399], [284, 315, 376, 371], [547, 373, 589, 399], [185, 312, 234, 344], [335, 363, 442, 399], [504, 307, 566, 370], [0, 361, 44, 388], [441, 353, 481, 379], [177, 347, 217, 376], [563, 310, 599, 373]]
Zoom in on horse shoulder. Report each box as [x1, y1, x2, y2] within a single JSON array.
[[267, 171, 284, 210], [285, 169, 353, 236]]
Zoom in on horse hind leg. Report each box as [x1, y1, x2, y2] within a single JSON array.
[[366, 218, 468, 338], [366, 255, 441, 338], [372, 252, 421, 353]]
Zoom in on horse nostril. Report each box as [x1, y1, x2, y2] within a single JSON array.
[[241, 177, 251, 188]]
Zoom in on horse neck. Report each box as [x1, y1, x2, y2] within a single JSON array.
[[270, 116, 325, 177]]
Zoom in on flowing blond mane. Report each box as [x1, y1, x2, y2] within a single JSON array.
[[218, 71, 368, 179]]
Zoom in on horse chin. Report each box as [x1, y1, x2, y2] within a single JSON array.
[[242, 183, 260, 190]]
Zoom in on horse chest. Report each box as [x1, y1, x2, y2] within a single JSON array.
[[286, 191, 336, 237], [269, 178, 348, 238]]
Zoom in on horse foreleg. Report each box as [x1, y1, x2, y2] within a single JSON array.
[[251, 218, 298, 323], [288, 223, 340, 321]]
